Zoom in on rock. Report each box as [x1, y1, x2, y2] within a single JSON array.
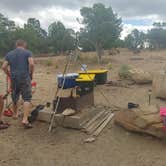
[[139, 104, 159, 115], [134, 117, 148, 129], [114, 110, 142, 131], [84, 137, 96, 143], [129, 68, 152, 84], [134, 114, 161, 129], [114, 106, 166, 138], [140, 114, 161, 125], [62, 109, 76, 116], [153, 71, 166, 99], [132, 104, 159, 116], [147, 123, 165, 138], [38, 108, 99, 129], [119, 67, 152, 84]]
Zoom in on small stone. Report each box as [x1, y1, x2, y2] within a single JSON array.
[[84, 137, 96, 143], [62, 109, 76, 116]]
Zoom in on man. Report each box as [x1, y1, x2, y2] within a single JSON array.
[[2, 39, 34, 129], [0, 95, 9, 129]]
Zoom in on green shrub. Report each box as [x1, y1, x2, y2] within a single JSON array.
[[107, 63, 112, 70], [0, 60, 3, 66], [118, 65, 131, 79]]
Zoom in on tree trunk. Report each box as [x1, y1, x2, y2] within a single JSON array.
[[96, 42, 103, 65], [73, 48, 80, 62]]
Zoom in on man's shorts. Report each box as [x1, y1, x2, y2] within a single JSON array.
[[11, 77, 32, 104]]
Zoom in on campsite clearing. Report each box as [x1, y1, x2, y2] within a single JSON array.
[[1, 49, 166, 166]]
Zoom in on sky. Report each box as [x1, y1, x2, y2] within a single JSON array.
[[0, 0, 165, 39]]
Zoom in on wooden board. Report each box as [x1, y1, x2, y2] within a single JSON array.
[[93, 113, 114, 137], [86, 111, 110, 134], [82, 110, 105, 129]]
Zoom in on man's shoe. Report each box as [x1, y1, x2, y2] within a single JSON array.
[[22, 123, 33, 129], [0, 124, 9, 130]]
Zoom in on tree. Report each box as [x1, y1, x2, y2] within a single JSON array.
[[0, 13, 16, 55], [80, 3, 122, 63], [48, 21, 75, 53], [0, 13, 16, 32], [78, 28, 95, 51], [147, 22, 166, 49], [153, 22, 166, 29], [21, 18, 49, 53], [25, 18, 47, 38], [125, 29, 146, 51]]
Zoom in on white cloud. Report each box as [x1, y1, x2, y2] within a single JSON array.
[[11, 9, 156, 39], [121, 24, 153, 39], [7, 7, 82, 32], [2, 0, 166, 39], [12, 17, 24, 27]]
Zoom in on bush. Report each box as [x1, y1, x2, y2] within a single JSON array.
[[0, 59, 3, 66], [107, 63, 112, 70], [118, 65, 131, 79]]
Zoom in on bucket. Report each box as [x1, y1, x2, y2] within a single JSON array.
[[160, 107, 166, 131], [57, 73, 79, 89]]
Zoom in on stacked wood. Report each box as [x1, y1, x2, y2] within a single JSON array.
[[82, 110, 114, 136]]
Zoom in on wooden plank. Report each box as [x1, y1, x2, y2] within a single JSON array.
[[86, 111, 110, 134], [82, 110, 105, 129], [93, 113, 114, 137], [85, 111, 108, 131]]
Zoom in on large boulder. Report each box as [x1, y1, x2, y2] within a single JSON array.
[[129, 68, 152, 84], [118, 66, 152, 84], [153, 71, 166, 99], [114, 104, 166, 138]]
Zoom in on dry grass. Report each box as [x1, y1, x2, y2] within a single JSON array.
[[78, 51, 113, 65], [35, 48, 166, 70], [35, 51, 114, 69]]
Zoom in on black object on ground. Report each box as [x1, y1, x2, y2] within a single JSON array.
[[28, 105, 45, 123], [128, 102, 139, 109], [0, 124, 9, 130], [76, 82, 94, 96], [53, 97, 76, 113]]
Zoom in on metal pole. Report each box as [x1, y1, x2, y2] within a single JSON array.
[[148, 90, 152, 105], [48, 54, 72, 132]]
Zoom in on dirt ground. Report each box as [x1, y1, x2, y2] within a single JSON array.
[[1, 49, 166, 166]]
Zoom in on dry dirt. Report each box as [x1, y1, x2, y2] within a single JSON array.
[[1, 49, 166, 166]]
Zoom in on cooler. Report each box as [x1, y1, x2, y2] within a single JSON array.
[[57, 73, 79, 89], [79, 69, 108, 85]]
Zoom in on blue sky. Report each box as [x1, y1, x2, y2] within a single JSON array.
[[123, 19, 153, 27]]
